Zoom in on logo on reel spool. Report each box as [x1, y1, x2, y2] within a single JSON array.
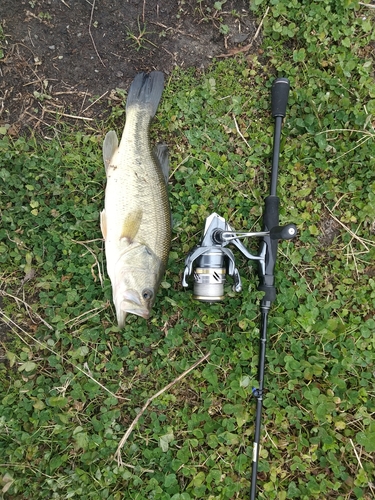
[[194, 268, 225, 284]]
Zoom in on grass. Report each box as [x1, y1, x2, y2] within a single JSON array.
[[126, 18, 157, 52], [1, 0, 375, 498]]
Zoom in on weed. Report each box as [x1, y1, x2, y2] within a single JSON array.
[[195, 0, 234, 37], [0, 24, 5, 59], [126, 17, 157, 52], [38, 12, 52, 21]]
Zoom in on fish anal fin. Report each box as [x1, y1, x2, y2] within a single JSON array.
[[100, 210, 107, 240], [120, 209, 143, 242], [103, 130, 119, 174]]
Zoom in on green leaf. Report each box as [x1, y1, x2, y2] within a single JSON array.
[[6, 351, 16, 367], [74, 431, 89, 451], [164, 473, 177, 488], [191, 471, 205, 487], [18, 361, 37, 373], [33, 399, 46, 410], [46, 396, 68, 408], [207, 434, 219, 449], [49, 454, 63, 472], [293, 48, 306, 62], [159, 431, 174, 452], [356, 431, 375, 453]]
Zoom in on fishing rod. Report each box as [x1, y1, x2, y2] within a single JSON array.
[[182, 78, 296, 499]]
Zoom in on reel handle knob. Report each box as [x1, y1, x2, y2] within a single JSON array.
[[270, 224, 297, 240], [271, 78, 290, 118]]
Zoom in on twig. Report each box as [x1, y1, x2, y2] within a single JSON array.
[[142, 0, 146, 23], [324, 203, 375, 251], [64, 305, 108, 328], [60, 0, 70, 7], [114, 352, 211, 465], [121, 463, 154, 474], [28, 28, 35, 48], [72, 239, 104, 286], [327, 135, 372, 163], [316, 128, 374, 137], [350, 438, 363, 468], [43, 109, 94, 121], [217, 6, 270, 58], [81, 90, 108, 114], [79, 89, 89, 114], [316, 128, 374, 163], [88, 0, 105, 67], [233, 113, 251, 150], [347, 241, 360, 280], [359, 2, 375, 8], [0, 290, 53, 330], [264, 428, 278, 449], [150, 21, 196, 39], [0, 311, 128, 401]]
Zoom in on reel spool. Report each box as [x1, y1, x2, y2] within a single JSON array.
[[192, 250, 226, 302]]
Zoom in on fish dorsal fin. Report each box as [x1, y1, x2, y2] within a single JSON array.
[[154, 143, 169, 185], [120, 209, 143, 242], [100, 210, 107, 240], [103, 130, 119, 174]]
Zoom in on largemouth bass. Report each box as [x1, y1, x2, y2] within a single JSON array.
[[100, 71, 171, 327]]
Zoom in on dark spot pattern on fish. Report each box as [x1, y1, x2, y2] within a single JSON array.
[[134, 171, 148, 184]]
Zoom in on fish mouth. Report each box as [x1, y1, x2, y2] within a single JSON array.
[[116, 305, 150, 328], [122, 306, 150, 319], [115, 290, 150, 327]]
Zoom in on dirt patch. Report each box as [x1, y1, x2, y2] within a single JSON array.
[[318, 211, 342, 248], [0, 0, 260, 135]]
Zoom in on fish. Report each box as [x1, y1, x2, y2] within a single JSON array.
[[100, 71, 171, 327]]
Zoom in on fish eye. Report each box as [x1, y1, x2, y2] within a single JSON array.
[[142, 289, 153, 301]]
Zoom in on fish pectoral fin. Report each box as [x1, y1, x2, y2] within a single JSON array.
[[103, 130, 119, 174], [120, 209, 143, 242], [100, 210, 107, 240], [154, 143, 169, 185]]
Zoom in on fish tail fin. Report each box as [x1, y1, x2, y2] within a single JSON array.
[[126, 71, 165, 117]]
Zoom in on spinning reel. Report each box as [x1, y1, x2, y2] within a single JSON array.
[[182, 212, 296, 302]]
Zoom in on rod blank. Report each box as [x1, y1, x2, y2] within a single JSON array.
[[250, 77, 291, 500]]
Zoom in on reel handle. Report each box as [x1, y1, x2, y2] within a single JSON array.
[[270, 224, 297, 240], [271, 78, 290, 118]]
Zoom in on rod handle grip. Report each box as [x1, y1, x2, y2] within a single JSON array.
[[270, 224, 297, 240], [271, 78, 290, 118]]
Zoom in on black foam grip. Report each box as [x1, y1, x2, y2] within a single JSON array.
[[259, 284, 276, 303], [271, 78, 290, 118], [263, 195, 279, 231]]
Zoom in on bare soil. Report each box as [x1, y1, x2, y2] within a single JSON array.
[[0, 0, 259, 135]]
